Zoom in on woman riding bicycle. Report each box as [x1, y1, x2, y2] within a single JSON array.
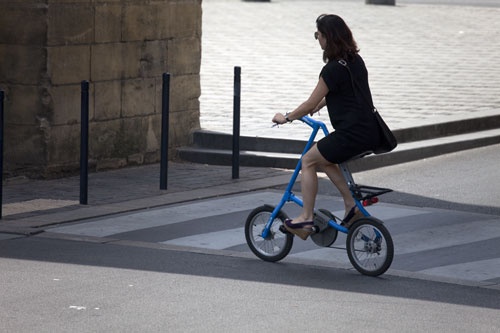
[[272, 14, 382, 240]]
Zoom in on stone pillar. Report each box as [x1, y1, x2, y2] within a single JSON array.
[[366, 0, 395, 5], [0, 0, 202, 178]]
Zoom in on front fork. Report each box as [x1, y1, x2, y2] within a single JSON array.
[[261, 193, 302, 239]]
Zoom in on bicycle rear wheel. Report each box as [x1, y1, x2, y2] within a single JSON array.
[[245, 205, 293, 262], [346, 217, 394, 276]]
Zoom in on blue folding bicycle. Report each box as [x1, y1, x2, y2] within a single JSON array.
[[244, 116, 394, 276]]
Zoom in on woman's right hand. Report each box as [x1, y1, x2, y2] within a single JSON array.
[[272, 113, 287, 125]]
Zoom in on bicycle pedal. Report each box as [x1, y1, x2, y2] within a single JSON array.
[[279, 225, 289, 234]]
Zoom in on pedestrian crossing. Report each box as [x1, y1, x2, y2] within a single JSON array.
[[419, 258, 500, 282], [394, 218, 500, 255], [49, 192, 282, 237], [163, 227, 245, 250], [49, 191, 500, 283]]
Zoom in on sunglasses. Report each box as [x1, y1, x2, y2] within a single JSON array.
[[314, 31, 319, 40]]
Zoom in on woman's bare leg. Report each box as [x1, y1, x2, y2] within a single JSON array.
[[291, 145, 357, 224], [292, 145, 329, 223], [320, 163, 356, 218]]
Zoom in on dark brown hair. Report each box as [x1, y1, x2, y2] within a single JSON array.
[[316, 14, 359, 62]]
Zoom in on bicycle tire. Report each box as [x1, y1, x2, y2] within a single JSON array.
[[346, 217, 394, 276], [245, 205, 293, 262]]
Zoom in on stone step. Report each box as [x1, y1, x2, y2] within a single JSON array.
[[191, 114, 500, 154], [178, 128, 500, 171]]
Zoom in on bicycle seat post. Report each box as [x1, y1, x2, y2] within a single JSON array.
[[339, 162, 355, 188]]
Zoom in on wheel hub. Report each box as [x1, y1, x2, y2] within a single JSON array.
[[261, 228, 274, 240], [364, 240, 378, 254]]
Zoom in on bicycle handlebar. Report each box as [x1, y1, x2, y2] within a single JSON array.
[[295, 116, 330, 137], [272, 115, 330, 136]]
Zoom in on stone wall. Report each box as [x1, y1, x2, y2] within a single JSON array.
[[0, 0, 201, 178]]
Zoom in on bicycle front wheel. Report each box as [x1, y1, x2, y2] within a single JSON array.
[[245, 205, 293, 262], [346, 217, 394, 276]]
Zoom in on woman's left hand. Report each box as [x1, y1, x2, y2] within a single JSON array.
[[272, 113, 287, 125]]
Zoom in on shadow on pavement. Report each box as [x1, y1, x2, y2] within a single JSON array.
[[1, 235, 499, 310]]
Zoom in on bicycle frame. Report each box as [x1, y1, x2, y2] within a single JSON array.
[[261, 116, 372, 239]]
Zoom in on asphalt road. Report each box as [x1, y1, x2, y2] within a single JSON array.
[[1, 236, 500, 332]]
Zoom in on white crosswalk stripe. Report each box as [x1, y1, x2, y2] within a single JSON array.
[[395, 219, 500, 255], [49, 192, 283, 237], [419, 258, 500, 282], [162, 227, 245, 250]]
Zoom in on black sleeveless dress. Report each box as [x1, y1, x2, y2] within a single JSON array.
[[316, 54, 381, 164]]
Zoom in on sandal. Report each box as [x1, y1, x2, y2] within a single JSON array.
[[284, 219, 313, 240], [341, 206, 364, 229]]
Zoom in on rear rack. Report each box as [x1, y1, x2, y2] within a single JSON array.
[[350, 184, 393, 202]]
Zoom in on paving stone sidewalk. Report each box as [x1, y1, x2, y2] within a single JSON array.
[[1, 162, 292, 222], [200, 0, 500, 139]]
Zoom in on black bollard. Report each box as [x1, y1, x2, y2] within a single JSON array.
[[160, 73, 170, 190], [232, 66, 241, 180], [0, 89, 4, 218], [80, 81, 89, 205]]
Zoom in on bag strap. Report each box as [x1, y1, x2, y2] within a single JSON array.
[[338, 59, 377, 113]]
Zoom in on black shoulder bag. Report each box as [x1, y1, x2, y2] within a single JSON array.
[[338, 60, 397, 154]]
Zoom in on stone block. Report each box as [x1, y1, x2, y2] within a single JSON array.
[[47, 45, 91, 85], [96, 158, 127, 171], [127, 153, 144, 165], [167, 1, 202, 39], [117, 117, 147, 156], [0, 5, 47, 45], [155, 74, 200, 114], [167, 37, 201, 75], [94, 81, 121, 120], [169, 109, 200, 148], [91, 43, 125, 81], [46, 123, 80, 166], [121, 42, 144, 78], [98, 41, 169, 80], [94, 4, 122, 43], [122, 78, 156, 117], [4, 124, 46, 170], [139, 40, 168, 78], [48, 4, 93, 45], [144, 114, 161, 152], [168, 74, 201, 112], [3, 85, 43, 126], [89, 118, 121, 159], [48, 83, 95, 125], [0, 45, 46, 85], [144, 151, 159, 164], [122, 3, 167, 41]]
